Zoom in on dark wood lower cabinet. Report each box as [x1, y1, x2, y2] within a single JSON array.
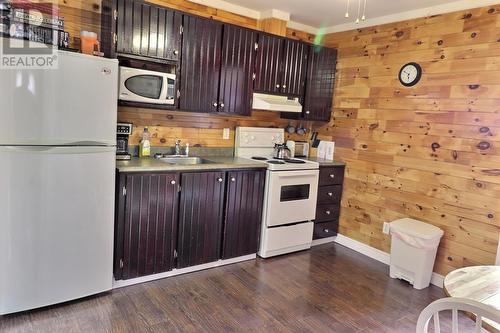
[[222, 170, 266, 259], [116, 172, 179, 280], [313, 165, 345, 239], [177, 171, 226, 268], [115, 168, 265, 279]]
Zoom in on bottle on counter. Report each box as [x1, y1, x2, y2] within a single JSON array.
[[138, 127, 151, 158]]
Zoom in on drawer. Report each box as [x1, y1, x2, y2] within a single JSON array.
[[313, 221, 339, 239], [315, 204, 340, 222], [319, 166, 345, 186], [317, 185, 342, 204]]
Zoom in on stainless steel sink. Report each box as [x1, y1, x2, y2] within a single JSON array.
[[157, 156, 216, 165]]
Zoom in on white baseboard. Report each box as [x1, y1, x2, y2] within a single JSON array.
[[113, 254, 256, 289], [311, 236, 336, 246], [333, 234, 444, 288]]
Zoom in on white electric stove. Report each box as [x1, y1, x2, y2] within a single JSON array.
[[235, 127, 319, 258]]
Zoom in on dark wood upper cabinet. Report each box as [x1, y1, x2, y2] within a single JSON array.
[[218, 25, 258, 116], [281, 39, 309, 96], [116, 172, 179, 280], [177, 172, 225, 268], [254, 34, 308, 97], [179, 15, 223, 113], [116, 0, 181, 62], [222, 170, 265, 259], [303, 46, 337, 121], [254, 34, 284, 95]]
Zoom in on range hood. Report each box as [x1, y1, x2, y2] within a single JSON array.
[[252, 93, 303, 113]]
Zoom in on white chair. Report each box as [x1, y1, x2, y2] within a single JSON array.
[[416, 297, 500, 333]]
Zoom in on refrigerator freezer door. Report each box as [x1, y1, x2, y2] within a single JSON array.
[[0, 51, 118, 146], [0, 146, 115, 315]]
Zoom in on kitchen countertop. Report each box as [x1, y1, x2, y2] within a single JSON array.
[[116, 156, 267, 172], [306, 157, 346, 167]]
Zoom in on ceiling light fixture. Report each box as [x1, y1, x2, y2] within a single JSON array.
[[345, 0, 367, 23]]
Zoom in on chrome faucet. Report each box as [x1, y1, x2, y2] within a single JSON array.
[[175, 139, 182, 155], [174, 139, 189, 156]]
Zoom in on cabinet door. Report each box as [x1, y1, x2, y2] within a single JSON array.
[[177, 172, 225, 268], [179, 15, 223, 113], [218, 25, 257, 116], [281, 39, 309, 97], [303, 46, 337, 121], [116, 0, 181, 61], [118, 173, 179, 280], [222, 170, 266, 259], [254, 34, 284, 94]]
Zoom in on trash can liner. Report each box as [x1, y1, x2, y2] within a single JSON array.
[[390, 229, 442, 250]]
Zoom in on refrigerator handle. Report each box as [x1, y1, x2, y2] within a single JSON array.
[[0, 146, 116, 154]]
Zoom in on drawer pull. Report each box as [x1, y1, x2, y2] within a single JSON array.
[[328, 192, 333, 196], [326, 210, 331, 215], [323, 229, 330, 233], [329, 174, 335, 179]]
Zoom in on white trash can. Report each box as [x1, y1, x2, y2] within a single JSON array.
[[389, 218, 444, 289]]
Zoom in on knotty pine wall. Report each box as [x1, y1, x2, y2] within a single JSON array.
[[318, 5, 500, 275], [51, 0, 316, 147]]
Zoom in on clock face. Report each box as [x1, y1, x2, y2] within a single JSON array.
[[399, 62, 422, 87]]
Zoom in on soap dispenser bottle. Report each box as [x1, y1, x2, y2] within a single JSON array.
[[138, 127, 151, 158]]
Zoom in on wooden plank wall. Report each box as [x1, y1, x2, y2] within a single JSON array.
[[50, 0, 316, 147], [318, 5, 500, 275]]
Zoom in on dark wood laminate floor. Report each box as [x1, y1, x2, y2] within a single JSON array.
[[0, 243, 481, 333]]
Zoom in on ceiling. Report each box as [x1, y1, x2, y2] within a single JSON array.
[[198, 0, 498, 32]]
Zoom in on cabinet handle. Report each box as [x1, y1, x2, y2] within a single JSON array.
[[213, 102, 218, 107], [328, 192, 333, 197], [282, 84, 287, 89], [173, 50, 179, 55], [217, 177, 223, 183], [306, 110, 310, 115], [326, 210, 331, 215], [276, 84, 281, 88], [330, 174, 335, 178], [170, 180, 176, 185], [231, 177, 236, 182], [323, 228, 330, 233], [220, 102, 225, 108]]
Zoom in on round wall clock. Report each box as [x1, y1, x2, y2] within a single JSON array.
[[398, 62, 422, 87]]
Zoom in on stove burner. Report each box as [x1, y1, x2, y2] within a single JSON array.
[[284, 159, 307, 164], [268, 160, 285, 164], [251, 156, 268, 161]]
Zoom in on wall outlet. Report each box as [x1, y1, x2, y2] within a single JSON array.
[[382, 222, 390, 235], [223, 128, 230, 140]]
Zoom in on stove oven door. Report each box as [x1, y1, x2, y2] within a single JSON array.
[[263, 169, 319, 227]]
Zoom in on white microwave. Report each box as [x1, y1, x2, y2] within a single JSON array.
[[119, 66, 176, 105]]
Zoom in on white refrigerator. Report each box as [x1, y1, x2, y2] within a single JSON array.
[[0, 50, 118, 315]]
